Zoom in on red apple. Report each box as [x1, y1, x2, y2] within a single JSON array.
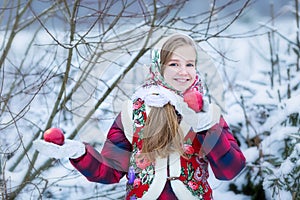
[[183, 89, 203, 112], [43, 128, 65, 145]]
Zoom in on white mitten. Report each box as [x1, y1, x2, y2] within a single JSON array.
[[175, 97, 221, 132], [33, 139, 86, 159]]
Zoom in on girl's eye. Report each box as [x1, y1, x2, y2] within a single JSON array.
[[186, 63, 194, 67], [168, 63, 179, 67]]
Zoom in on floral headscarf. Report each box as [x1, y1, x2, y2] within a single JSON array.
[[142, 47, 204, 97], [132, 33, 208, 110]]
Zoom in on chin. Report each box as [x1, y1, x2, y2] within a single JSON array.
[[175, 87, 188, 92], [171, 82, 191, 92]]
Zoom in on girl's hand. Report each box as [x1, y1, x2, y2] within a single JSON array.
[[175, 93, 221, 132], [33, 137, 86, 159]]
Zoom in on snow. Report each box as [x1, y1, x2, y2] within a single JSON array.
[[1, 1, 300, 200], [243, 147, 259, 163]]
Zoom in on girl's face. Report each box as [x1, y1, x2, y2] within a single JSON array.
[[163, 45, 197, 92]]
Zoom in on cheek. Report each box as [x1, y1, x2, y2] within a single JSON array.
[[163, 68, 174, 81], [189, 69, 197, 81]]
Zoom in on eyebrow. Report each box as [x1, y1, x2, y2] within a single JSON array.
[[168, 59, 195, 62]]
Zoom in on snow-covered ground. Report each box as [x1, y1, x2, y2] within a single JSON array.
[[1, 1, 299, 199]]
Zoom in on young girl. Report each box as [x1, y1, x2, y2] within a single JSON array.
[[34, 34, 246, 200]]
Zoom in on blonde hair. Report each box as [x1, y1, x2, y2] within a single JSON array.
[[141, 34, 196, 161], [141, 104, 185, 161]]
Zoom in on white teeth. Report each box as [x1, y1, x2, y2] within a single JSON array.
[[175, 78, 189, 83]]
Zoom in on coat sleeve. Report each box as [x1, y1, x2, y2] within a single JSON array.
[[70, 113, 132, 184], [196, 116, 246, 180]]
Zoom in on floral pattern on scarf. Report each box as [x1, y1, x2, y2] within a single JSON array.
[[126, 98, 212, 200], [142, 49, 204, 97], [126, 98, 155, 199]]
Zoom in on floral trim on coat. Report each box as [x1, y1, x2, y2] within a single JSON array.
[[126, 98, 155, 199], [179, 136, 212, 199], [126, 98, 212, 200]]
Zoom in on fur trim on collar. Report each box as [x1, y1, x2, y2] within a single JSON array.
[[132, 84, 180, 108]]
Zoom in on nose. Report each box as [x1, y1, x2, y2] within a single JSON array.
[[178, 65, 189, 74]]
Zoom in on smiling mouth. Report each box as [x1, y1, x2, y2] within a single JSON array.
[[174, 78, 190, 83]]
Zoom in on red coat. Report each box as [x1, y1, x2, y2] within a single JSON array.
[[70, 110, 246, 199]]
